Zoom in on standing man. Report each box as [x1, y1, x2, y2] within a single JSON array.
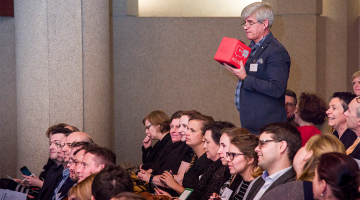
[[223, 2, 290, 134]]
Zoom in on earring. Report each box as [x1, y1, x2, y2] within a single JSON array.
[[321, 193, 323, 197]]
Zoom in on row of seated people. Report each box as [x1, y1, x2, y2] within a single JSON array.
[[137, 104, 360, 200]]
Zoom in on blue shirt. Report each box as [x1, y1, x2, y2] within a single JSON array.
[[52, 168, 70, 200]]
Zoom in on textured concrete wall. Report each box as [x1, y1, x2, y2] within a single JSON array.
[[0, 17, 17, 178]]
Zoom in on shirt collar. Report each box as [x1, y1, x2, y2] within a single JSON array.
[[262, 166, 292, 181], [250, 32, 270, 48], [62, 168, 70, 177]]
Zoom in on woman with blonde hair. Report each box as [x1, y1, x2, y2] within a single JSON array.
[[260, 134, 346, 200], [68, 173, 96, 200]]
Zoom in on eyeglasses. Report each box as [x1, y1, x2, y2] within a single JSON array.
[[145, 124, 153, 130], [241, 21, 262, 28], [258, 140, 279, 148], [285, 103, 295, 107], [226, 152, 245, 161]]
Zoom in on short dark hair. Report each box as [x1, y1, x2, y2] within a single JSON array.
[[189, 114, 214, 136], [71, 141, 91, 148], [85, 146, 116, 166], [170, 110, 185, 121], [330, 92, 357, 112], [181, 110, 203, 119], [259, 122, 302, 163], [298, 92, 327, 125], [91, 165, 133, 200], [317, 152, 360, 200], [204, 121, 235, 145], [52, 127, 72, 137], [46, 123, 69, 138], [74, 143, 98, 156], [286, 89, 297, 105]]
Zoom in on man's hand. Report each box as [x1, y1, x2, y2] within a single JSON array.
[[137, 170, 151, 182], [143, 134, 152, 149], [222, 61, 247, 80], [22, 174, 43, 188]]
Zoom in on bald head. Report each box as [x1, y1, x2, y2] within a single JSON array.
[[62, 132, 93, 163]]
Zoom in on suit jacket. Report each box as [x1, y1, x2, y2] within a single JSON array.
[[56, 176, 75, 200], [239, 32, 290, 134], [36, 164, 63, 200], [244, 167, 296, 200], [260, 181, 314, 200]]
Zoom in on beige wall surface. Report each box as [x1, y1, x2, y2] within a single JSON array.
[[0, 17, 17, 178]]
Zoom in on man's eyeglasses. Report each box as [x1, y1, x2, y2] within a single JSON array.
[[258, 140, 279, 148], [285, 103, 295, 107], [226, 152, 245, 161], [145, 124, 153, 130], [241, 21, 262, 28]]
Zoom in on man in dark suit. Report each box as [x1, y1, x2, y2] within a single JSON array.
[[344, 96, 360, 160], [223, 2, 290, 134], [243, 122, 301, 200]]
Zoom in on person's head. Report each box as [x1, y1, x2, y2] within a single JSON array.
[[111, 192, 146, 200], [294, 134, 345, 181], [226, 134, 259, 178], [313, 152, 360, 200], [63, 132, 93, 164], [68, 173, 96, 200], [218, 127, 251, 165], [92, 165, 133, 200], [49, 128, 71, 165], [179, 110, 202, 142], [285, 89, 297, 119], [352, 71, 360, 96], [77, 146, 116, 182], [295, 92, 327, 125], [241, 2, 273, 43], [46, 123, 69, 138], [68, 142, 92, 182], [143, 110, 170, 140], [344, 97, 360, 133], [185, 114, 214, 148], [169, 111, 184, 143], [203, 121, 235, 161], [255, 123, 302, 174], [327, 92, 356, 131]]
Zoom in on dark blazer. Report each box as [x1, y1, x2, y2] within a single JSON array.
[[350, 140, 360, 160], [260, 181, 314, 200], [239, 32, 290, 134], [56, 176, 75, 200], [333, 129, 357, 149], [245, 167, 296, 200], [141, 133, 171, 170], [35, 164, 63, 200]]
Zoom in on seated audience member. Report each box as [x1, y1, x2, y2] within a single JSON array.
[[68, 173, 96, 200], [178, 110, 203, 142], [69, 144, 98, 184], [285, 89, 299, 127], [67, 142, 93, 183], [62, 131, 93, 166], [0, 123, 76, 196], [142, 110, 171, 170], [36, 128, 72, 200], [352, 71, 360, 96], [211, 132, 259, 200], [344, 96, 360, 159], [313, 152, 360, 200], [260, 134, 346, 200], [77, 146, 116, 182], [295, 92, 327, 146], [158, 120, 241, 200], [138, 111, 193, 195], [112, 192, 147, 200], [216, 128, 252, 197], [91, 165, 133, 200], [242, 122, 302, 200], [327, 92, 357, 149]]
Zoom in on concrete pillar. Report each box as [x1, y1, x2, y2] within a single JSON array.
[[15, 0, 111, 176]]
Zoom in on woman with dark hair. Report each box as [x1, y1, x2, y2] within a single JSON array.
[[295, 92, 327, 146], [141, 110, 171, 170], [156, 119, 236, 200], [313, 152, 360, 200]]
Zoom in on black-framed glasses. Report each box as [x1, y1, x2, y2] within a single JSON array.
[[145, 124, 153, 130], [226, 152, 245, 160], [258, 140, 279, 148], [285, 102, 295, 107], [356, 96, 360, 103], [241, 21, 262, 28]]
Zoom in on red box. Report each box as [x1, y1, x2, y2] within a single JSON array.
[[214, 37, 251, 69]]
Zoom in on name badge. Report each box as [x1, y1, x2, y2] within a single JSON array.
[[250, 64, 258, 72], [221, 187, 233, 200]]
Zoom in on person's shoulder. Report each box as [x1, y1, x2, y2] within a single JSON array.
[[260, 181, 304, 200]]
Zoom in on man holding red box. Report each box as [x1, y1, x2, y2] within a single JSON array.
[[223, 2, 290, 134]]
